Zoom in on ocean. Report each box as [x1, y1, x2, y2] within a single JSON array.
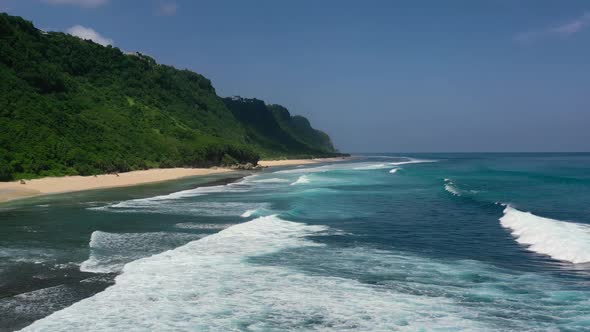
[[1, 153, 590, 331]]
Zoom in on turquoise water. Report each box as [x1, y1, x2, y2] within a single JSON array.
[[2, 154, 590, 331]]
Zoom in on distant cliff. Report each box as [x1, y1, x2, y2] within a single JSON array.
[[223, 97, 337, 157], [0, 13, 343, 180]]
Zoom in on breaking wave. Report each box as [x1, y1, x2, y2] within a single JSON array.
[[500, 206, 590, 264], [444, 178, 461, 196], [24, 216, 490, 331], [290, 175, 310, 185], [80, 231, 205, 273], [241, 209, 258, 218]]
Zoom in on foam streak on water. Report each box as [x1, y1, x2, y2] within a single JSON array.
[[353, 163, 388, 170], [277, 158, 435, 175], [388, 158, 436, 166], [251, 178, 290, 183], [99, 176, 259, 209], [92, 201, 269, 218]]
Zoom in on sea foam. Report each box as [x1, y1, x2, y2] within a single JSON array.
[[92, 199, 268, 218], [277, 158, 435, 175], [102, 175, 260, 208], [174, 222, 236, 230], [251, 178, 290, 183], [388, 158, 436, 166], [444, 179, 461, 196], [353, 163, 388, 170], [112, 183, 249, 206], [80, 231, 205, 273], [500, 206, 590, 264], [241, 209, 258, 217], [23, 216, 486, 331], [290, 175, 310, 185]]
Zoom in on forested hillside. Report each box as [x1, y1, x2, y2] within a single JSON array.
[[223, 97, 335, 157], [0, 13, 341, 180], [269, 104, 335, 153]]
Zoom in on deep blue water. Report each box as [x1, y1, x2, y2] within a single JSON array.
[[2, 154, 590, 331]]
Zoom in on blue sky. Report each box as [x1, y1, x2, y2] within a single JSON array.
[[2, 0, 589, 152]]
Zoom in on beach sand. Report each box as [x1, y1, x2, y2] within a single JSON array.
[[0, 157, 349, 203], [257, 157, 348, 167], [0, 168, 233, 203]]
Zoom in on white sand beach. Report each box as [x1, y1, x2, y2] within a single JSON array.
[[0, 157, 349, 203]]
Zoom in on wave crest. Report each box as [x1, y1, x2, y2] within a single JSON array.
[[500, 206, 590, 264], [290, 175, 310, 185], [24, 216, 487, 331], [80, 231, 204, 273], [444, 179, 461, 196]]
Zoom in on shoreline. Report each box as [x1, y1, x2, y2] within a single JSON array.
[[0, 157, 349, 204], [257, 156, 349, 167]]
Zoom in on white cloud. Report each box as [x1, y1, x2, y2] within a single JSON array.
[[157, 2, 177, 16], [551, 13, 590, 35], [515, 12, 590, 44], [66, 25, 113, 46], [43, 0, 109, 8]]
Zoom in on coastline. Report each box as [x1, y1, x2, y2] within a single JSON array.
[[257, 156, 349, 167], [0, 157, 349, 204]]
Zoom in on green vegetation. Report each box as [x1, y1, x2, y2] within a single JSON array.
[[222, 97, 336, 158], [269, 104, 335, 154], [0, 13, 343, 181]]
